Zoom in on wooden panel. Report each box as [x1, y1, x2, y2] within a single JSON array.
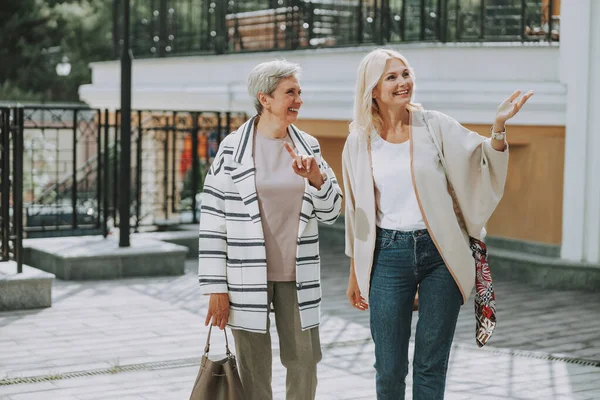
[[294, 119, 348, 193], [294, 119, 350, 139], [315, 136, 345, 189], [544, 0, 561, 16], [466, 124, 565, 245], [296, 119, 565, 245]]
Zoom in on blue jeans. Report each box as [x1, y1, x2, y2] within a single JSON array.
[[369, 227, 463, 400]]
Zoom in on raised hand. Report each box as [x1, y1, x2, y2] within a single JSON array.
[[495, 90, 534, 124], [284, 142, 324, 190]]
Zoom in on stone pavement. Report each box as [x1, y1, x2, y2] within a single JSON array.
[[1, 242, 599, 399]]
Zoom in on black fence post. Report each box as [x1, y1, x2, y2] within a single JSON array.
[[159, 0, 168, 57], [119, 0, 132, 247], [455, 0, 461, 41], [72, 109, 78, 230], [214, 0, 227, 54], [191, 112, 199, 224], [444, 0, 449, 42], [420, 0, 425, 41], [171, 113, 177, 216], [113, 0, 120, 59], [401, 0, 407, 41], [103, 109, 110, 238], [521, 0, 527, 42], [13, 107, 24, 274], [136, 110, 142, 231], [96, 110, 102, 230], [373, 0, 381, 44], [113, 110, 120, 225], [480, 0, 486, 40], [548, 0, 554, 42], [306, 1, 315, 46], [380, 0, 387, 44], [1, 108, 10, 261], [217, 112, 223, 146], [163, 115, 170, 220], [271, 0, 278, 50], [439, 0, 447, 42], [356, 0, 364, 44]]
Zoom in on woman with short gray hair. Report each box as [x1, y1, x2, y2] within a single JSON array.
[[198, 59, 343, 400]]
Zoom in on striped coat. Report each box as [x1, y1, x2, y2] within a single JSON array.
[[198, 117, 343, 333]]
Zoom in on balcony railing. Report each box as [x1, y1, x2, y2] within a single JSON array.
[[114, 0, 560, 58]]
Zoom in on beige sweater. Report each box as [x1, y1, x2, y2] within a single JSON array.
[[342, 109, 509, 304]]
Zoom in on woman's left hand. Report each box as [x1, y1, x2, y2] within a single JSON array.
[[495, 90, 534, 124], [284, 142, 324, 190]]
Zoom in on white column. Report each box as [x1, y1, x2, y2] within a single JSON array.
[[560, 0, 600, 262]]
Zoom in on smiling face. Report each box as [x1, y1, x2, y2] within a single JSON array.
[[372, 58, 414, 110], [260, 76, 303, 124]]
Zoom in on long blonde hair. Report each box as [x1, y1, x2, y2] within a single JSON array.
[[350, 49, 422, 136]]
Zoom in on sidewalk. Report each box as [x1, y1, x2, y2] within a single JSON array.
[[1, 242, 599, 399]]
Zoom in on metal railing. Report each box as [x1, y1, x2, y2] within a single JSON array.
[[115, 0, 560, 58], [0, 107, 24, 273], [10, 106, 246, 238], [22, 107, 104, 237], [105, 109, 247, 230]]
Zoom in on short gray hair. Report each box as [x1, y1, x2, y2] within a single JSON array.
[[247, 60, 302, 115]]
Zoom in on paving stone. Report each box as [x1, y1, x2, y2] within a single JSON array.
[[0, 381, 59, 396]]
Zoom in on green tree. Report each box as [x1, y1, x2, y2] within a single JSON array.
[[0, 0, 113, 103]]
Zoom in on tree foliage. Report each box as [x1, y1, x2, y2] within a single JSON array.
[[0, 0, 113, 103]]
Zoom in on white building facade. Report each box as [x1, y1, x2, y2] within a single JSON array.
[[79, 0, 600, 265]]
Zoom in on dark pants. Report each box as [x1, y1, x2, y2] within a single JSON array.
[[369, 227, 463, 400]]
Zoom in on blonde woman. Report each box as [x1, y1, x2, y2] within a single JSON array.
[[199, 59, 343, 400], [342, 49, 532, 399]]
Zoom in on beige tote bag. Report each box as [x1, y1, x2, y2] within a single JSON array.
[[189, 325, 246, 400]]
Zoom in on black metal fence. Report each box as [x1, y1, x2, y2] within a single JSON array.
[[7, 106, 246, 239], [22, 107, 104, 237], [109, 110, 247, 230], [116, 0, 560, 58], [0, 107, 24, 273]]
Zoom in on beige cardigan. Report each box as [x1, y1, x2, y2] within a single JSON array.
[[342, 109, 509, 304]]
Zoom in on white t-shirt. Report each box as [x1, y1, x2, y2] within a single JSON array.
[[370, 132, 426, 231]]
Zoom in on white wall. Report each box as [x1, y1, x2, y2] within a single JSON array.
[[80, 42, 564, 126], [560, 0, 600, 263]]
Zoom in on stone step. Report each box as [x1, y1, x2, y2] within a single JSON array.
[[0, 261, 55, 311], [137, 229, 198, 259], [23, 236, 187, 280], [488, 247, 600, 292], [485, 235, 561, 258]]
